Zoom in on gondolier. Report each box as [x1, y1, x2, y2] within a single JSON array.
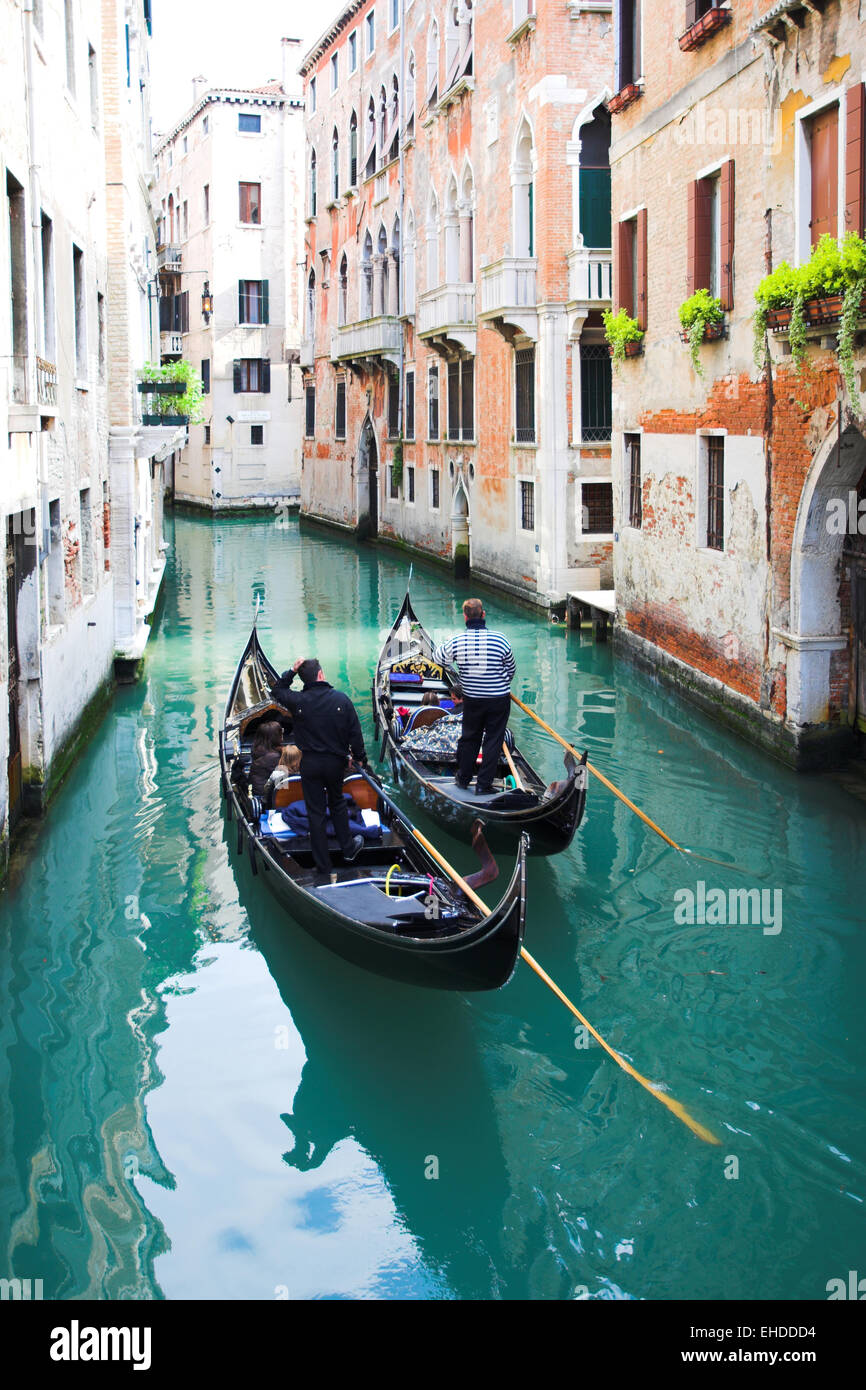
[[434, 599, 516, 795]]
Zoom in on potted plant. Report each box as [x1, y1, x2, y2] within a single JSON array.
[[603, 308, 644, 363], [679, 289, 726, 376], [753, 233, 866, 405], [138, 360, 205, 425]]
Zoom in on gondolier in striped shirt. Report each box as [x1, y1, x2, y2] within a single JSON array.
[[434, 599, 516, 795]]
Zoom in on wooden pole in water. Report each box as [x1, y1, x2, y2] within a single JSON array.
[[400, 818, 720, 1146]]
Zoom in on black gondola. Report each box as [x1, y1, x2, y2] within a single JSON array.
[[220, 622, 528, 992], [372, 591, 588, 856]]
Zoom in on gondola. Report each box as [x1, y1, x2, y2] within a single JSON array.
[[372, 591, 588, 856], [219, 621, 528, 991]]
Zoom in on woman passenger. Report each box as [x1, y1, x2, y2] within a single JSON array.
[[265, 744, 302, 798], [250, 721, 284, 797]]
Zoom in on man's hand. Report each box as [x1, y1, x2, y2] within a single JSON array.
[[291, 658, 303, 674]]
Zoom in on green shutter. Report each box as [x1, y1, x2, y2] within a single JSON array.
[[238, 280, 244, 323], [579, 168, 612, 249], [261, 280, 269, 324]]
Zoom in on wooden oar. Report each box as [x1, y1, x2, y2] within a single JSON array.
[[501, 741, 525, 791], [355, 765, 719, 1146]]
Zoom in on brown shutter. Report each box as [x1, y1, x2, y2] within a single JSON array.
[[809, 104, 839, 246], [688, 178, 714, 296], [846, 82, 866, 237], [617, 219, 634, 319], [719, 159, 735, 310], [687, 180, 697, 297], [685, 0, 698, 29], [636, 207, 648, 330]]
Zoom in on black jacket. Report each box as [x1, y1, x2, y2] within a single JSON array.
[[272, 674, 367, 763], [250, 747, 280, 797]]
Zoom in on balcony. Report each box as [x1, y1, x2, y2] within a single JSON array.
[[160, 332, 183, 357], [479, 257, 538, 341], [36, 356, 57, 408], [157, 244, 182, 273], [567, 247, 612, 336], [417, 283, 476, 355], [330, 316, 401, 370]]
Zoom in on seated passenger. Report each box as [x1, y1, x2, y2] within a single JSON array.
[[250, 721, 284, 797], [421, 691, 441, 707], [265, 744, 302, 798]]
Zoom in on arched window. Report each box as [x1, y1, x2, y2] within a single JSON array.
[[168, 193, 175, 242], [389, 75, 399, 161], [578, 104, 611, 249], [378, 85, 387, 156], [309, 149, 317, 217], [406, 52, 416, 138], [405, 207, 416, 316], [513, 117, 534, 258], [444, 175, 459, 282], [445, 3, 459, 87], [306, 267, 316, 340], [426, 20, 439, 107], [361, 230, 373, 318], [391, 214, 401, 316], [460, 165, 475, 282], [377, 223, 388, 317], [365, 96, 377, 178], [349, 109, 358, 187], [338, 252, 348, 326], [426, 186, 439, 289], [331, 127, 339, 201]]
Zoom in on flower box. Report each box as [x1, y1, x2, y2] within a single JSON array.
[[766, 292, 866, 332], [678, 5, 732, 53], [607, 83, 642, 115], [142, 413, 189, 426], [679, 320, 728, 344], [608, 339, 644, 359], [137, 380, 185, 395]]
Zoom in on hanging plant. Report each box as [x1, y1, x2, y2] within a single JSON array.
[[678, 290, 725, 377], [391, 436, 404, 490], [603, 307, 644, 364], [138, 359, 205, 423]]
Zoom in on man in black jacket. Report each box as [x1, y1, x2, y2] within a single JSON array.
[[272, 658, 368, 874]]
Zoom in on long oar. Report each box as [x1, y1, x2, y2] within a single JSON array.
[[501, 741, 525, 791], [511, 693, 743, 871], [355, 766, 720, 1146]]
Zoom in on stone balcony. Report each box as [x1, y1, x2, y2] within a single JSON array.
[[36, 356, 57, 408], [417, 283, 476, 355], [160, 332, 183, 357], [330, 316, 401, 370], [157, 244, 182, 273], [479, 257, 538, 341], [567, 246, 612, 336]]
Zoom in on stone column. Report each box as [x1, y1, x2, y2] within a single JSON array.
[[458, 204, 473, 283], [535, 305, 572, 599], [387, 252, 400, 316], [372, 254, 385, 318]]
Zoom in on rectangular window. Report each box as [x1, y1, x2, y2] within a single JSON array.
[[72, 244, 86, 378], [204, 424, 211, 444], [65, 0, 76, 94], [7, 174, 27, 401], [706, 436, 725, 550], [250, 424, 264, 445], [687, 174, 721, 300], [428, 363, 439, 439], [617, 0, 642, 91], [366, 11, 375, 55], [233, 358, 271, 393], [331, 53, 339, 91], [41, 212, 55, 360], [580, 344, 612, 442], [238, 279, 269, 324], [405, 369, 415, 440], [447, 361, 460, 441], [617, 211, 647, 329], [807, 103, 839, 248], [336, 379, 347, 439], [309, 77, 316, 114], [203, 184, 210, 224], [520, 480, 535, 531], [182, 199, 188, 240], [686, 1, 720, 26], [388, 372, 400, 438], [348, 31, 357, 72], [88, 44, 98, 127], [626, 433, 642, 528], [390, 0, 399, 30], [239, 113, 261, 133], [202, 359, 211, 393], [582, 482, 614, 535], [460, 358, 474, 441], [239, 182, 261, 224], [515, 348, 535, 443], [407, 466, 415, 503], [79, 489, 94, 595], [183, 136, 188, 155], [390, 466, 399, 499], [305, 383, 316, 436], [431, 467, 440, 510], [203, 114, 209, 134], [97, 291, 105, 373]]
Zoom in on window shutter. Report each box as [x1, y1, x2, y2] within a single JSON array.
[[261, 358, 271, 393], [687, 180, 697, 298], [159, 295, 170, 331], [685, 0, 698, 28], [261, 279, 269, 324], [238, 280, 245, 323], [233, 359, 241, 393], [617, 220, 634, 319], [636, 208, 648, 330], [846, 82, 866, 237], [695, 180, 713, 295], [719, 159, 735, 310], [181, 291, 190, 334]]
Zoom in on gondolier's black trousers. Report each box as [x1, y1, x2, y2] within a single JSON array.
[[456, 694, 511, 791], [299, 753, 354, 873]]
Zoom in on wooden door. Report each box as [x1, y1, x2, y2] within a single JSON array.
[[810, 105, 839, 246]]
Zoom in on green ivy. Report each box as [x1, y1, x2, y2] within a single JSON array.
[[603, 307, 644, 365], [678, 290, 724, 377], [391, 436, 404, 489], [138, 359, 205, 424]]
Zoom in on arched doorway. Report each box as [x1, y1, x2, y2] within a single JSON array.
[[358, 415, 378, 540], [452, 473, 470, 578], [789, 419, 866, 748]]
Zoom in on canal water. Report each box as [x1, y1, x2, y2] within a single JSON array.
[[1, 512, 864, 1301]]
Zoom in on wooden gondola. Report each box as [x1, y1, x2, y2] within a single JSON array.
[[372, 591, 588, 856], [219, 622, 528, 992]]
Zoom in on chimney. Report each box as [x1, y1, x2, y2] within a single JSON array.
[[281, 37, 302, 101], [192, 75, 208, 107]]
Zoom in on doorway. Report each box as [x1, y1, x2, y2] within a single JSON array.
[[358, 416, 378, 539]]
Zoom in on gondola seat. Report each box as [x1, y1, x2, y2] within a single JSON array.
[[402, 706, 449, 735]]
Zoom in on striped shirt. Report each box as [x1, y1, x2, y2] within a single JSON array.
[[434, 624, 516, 699]]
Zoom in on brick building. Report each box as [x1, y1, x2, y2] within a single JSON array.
[[1, 0, 173, 867], [608, 0, 866, 767], [152, 50, 305, 511], [298, 0, 616, 605]]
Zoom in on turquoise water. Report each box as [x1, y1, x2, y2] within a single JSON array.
[[0, 513, 864, 1300]]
